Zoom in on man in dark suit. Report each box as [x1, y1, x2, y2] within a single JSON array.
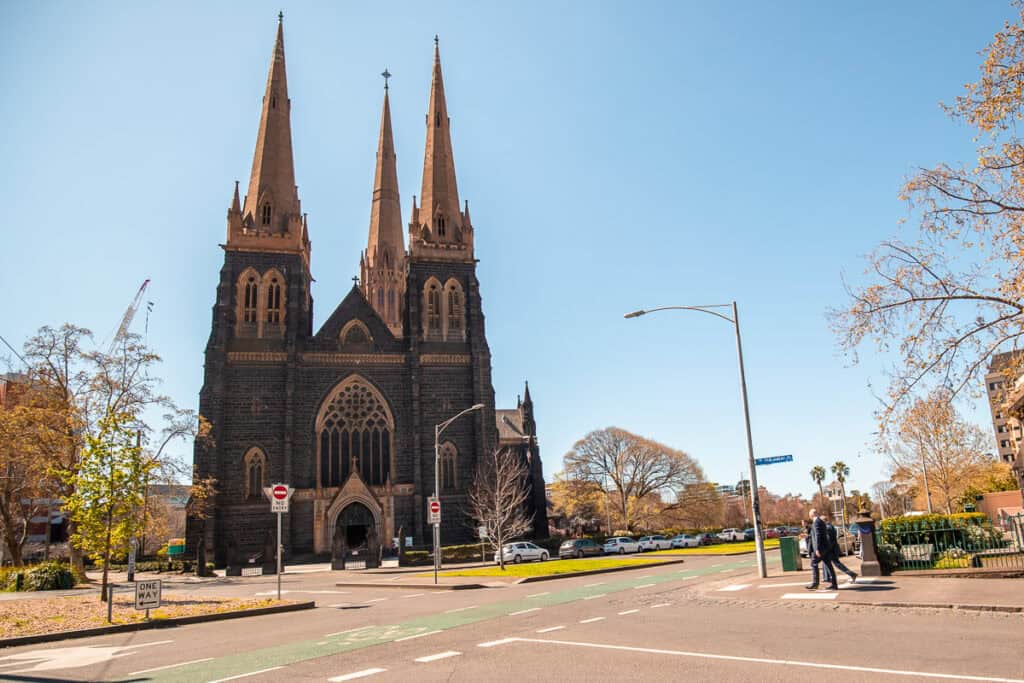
[[805, 508, 838, 590]]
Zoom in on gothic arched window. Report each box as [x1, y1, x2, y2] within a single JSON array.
[[444, 279, 465, 340], [266, 276, 282, 324], [387, 289, 395, 323], [440, 441, 457, 491], [261, 204, 272, 225], [316, 378, 393, 487], [377, 288, 385, 310], [243, 447, 267, 499], [243, 275, 259, 323], [424, 280, 442, 338], [436, 215, 446, 238]]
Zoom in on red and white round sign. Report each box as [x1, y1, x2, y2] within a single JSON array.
[[429, 500, 441, 514], [272, 484, 289, 501]]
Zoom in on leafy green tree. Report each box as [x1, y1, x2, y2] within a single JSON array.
[[63, 411, 157, 601], [831, 461, 851, 518], [810, 466, 827, 508]]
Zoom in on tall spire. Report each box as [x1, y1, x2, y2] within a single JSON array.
[[362, 77, 406, 336], [410, 37, 472, 260], [241, 14, 299, 235]]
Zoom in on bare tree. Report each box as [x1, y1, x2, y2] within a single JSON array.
[[563, 427, 704, 532], [468, 449, 533, 570], [828, 9, 1024, 442]]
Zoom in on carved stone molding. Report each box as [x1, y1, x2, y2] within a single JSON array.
[[301, 353, 405, 365], [420, 354, 472, 365], [227, 352, 288, 363]]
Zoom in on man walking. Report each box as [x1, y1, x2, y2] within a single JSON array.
[[805, 508, 838, 591], [825, 515, 857, 585]]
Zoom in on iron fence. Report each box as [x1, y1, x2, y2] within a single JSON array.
[[876, 515, 1024, 572]]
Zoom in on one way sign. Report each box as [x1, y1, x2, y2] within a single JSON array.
[[135, 579, 162, 610]]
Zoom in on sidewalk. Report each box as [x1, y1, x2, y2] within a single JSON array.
[[704, 557, 1024, 611]]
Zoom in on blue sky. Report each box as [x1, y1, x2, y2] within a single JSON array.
[[1, 1, 1013, 499]]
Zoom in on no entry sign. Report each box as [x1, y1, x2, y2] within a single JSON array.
[[428, 497, 441, 525], [264, 483, 293, 513]]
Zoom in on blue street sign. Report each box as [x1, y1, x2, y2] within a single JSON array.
[[754, 454, 793, 466]]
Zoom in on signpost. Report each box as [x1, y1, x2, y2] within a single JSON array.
[[127, 538, 137, 583], [263, 483, 294, 600], [754, 454, 793, 466], [428, 497, 441, 583], [478, 525, 488, 564], [134, 579, 161, 620]]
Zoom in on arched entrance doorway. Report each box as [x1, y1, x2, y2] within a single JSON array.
[[331, 502, 380, 569]]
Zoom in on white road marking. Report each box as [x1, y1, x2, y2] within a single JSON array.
[[651, 603, 672, 608], [445, 605, 478, 613], [316, 641, 328, 645], [394, 630, 442, 642], [329, 669, 388, 681], [478, 638, 518, 648], [401, 593, 426, 599], [537, 626, 565, 633], [780, 592, 838, 600], [254, 589, 348, 595], [634, 583, 655, 589], [367, 597, 388, 603], [129, 658, 213, 675], [0, 641, 174, 673], [711, 563, 722, 567], [719, 569, 732, 573], [583, 593, 606, 600], [717, 584, 752, 592], [414, 651, 462, 663], [758, 581, 818, 589], [527, 591, 550, 598], [584, 581, 605, 587], [579, 617, 605, 623], [509, 607, 541, 616], [209, 666, 284, 682], [328, 603, 350, 608], [637, 575, 655, 579], [326, 626, 374, 637], [486, 638, 1024, 683], [618, 609, 639, 615]]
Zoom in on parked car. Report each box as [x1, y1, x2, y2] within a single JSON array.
[[697, 533, 719, 545], [603, 536, 640, 554], [717, 528, 744, 542], [559, 538, 604, 559], [764, 527, 782, 539], [638, 535, 672, 552], [743, 528, 756, 541], [670, 534, 700, 548], [494, 541, 548, 564]]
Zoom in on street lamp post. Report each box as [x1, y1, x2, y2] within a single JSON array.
[[433, 403, 485, 584], [625, 301, 767, 579]]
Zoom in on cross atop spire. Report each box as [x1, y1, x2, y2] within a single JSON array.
[[382, 68, 391, 91]]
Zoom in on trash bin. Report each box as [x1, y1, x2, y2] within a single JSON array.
[[779, 535, 803, 572]]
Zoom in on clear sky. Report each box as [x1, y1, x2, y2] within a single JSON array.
[[1, 1, 1014, 500]]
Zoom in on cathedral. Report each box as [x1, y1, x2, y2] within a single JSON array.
[[188, 17, 547, 566]]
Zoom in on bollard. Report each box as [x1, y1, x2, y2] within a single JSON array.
[[107, 584, 114, 623], [853, 509, 881, 577]]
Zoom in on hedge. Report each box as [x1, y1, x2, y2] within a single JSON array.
[[0, 561, 76, 592]]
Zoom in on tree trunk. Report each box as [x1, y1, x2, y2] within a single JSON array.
[[67, 518, 85, 578], [100, 509, 112, 603]]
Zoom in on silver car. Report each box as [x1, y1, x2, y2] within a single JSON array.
[[493, 541, 548, 564], [638, 535, 672, 551], [602, 536, 640, 554]]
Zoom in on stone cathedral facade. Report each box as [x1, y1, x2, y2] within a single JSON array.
[[188, 19, 548, 566]]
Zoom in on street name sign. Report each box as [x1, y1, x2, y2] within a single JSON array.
[[428, 497, 441, 525], [135, 579, 161, 610], [754, 454, 793, 466]]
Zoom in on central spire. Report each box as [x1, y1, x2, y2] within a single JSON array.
[[410, 37, 472, 259], [361, 79, 406, 335], [241, 14, 299, 234]]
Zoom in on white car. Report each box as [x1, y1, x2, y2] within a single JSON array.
[[493, 541, 548, 564], [670, 534, 700, 548], [602, 537, 640, 554], [718, 528, 744, 542], [637, 535, 671, 551]]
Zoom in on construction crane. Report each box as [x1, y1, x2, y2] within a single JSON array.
[[108, 279, 151, 354]]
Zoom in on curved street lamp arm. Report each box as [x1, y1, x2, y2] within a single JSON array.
[[624, 304, 735, 324], [436, 403, 486, 438]]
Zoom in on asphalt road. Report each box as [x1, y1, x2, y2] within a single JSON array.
[[1, 555, 1022, 683]]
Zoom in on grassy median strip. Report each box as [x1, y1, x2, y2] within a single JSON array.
[[426, 556, 665, 578], [647, 538, 781, 556], [0, 594, 289, 639]]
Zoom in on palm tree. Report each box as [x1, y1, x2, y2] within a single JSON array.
[[810, 466, 826, 509], [831, 461, 851, 519]]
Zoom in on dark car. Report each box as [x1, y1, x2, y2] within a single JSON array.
[[743, 528, 755, 541], [559, 538, 604, 559], [697, 533, 718, 545]]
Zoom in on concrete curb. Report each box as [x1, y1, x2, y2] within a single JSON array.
[[516, 558, 686, 584], [841, 601, 1024, 613], [0, 600, 316, 649]]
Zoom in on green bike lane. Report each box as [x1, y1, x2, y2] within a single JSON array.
[[137, 556, 757, 682]]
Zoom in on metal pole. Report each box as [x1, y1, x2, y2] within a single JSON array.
[[276, 511, 282, 600], [107, 584, 114, 623], [433, 423, 440, 585], [921, 451, 934, 514], [733, 301, 766, 579]]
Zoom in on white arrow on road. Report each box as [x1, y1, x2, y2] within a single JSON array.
[[0, 640, 173, 673]]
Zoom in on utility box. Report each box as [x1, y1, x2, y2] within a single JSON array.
[[779, 536, 803, 572]]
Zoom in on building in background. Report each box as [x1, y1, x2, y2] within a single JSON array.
[[985, 351, 1024, 464]]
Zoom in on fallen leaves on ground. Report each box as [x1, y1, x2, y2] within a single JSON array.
[[0, 594, 288, 639]]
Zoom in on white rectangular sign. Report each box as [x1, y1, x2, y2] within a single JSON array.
[[271, 498, 289, 513], [135, 579, 162, 610], [428, 496, 441, 525], [478, 526, 488, 539]]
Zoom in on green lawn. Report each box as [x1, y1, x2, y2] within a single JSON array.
[[646, 538, 780, 556], [425, 556, 665, 578]]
